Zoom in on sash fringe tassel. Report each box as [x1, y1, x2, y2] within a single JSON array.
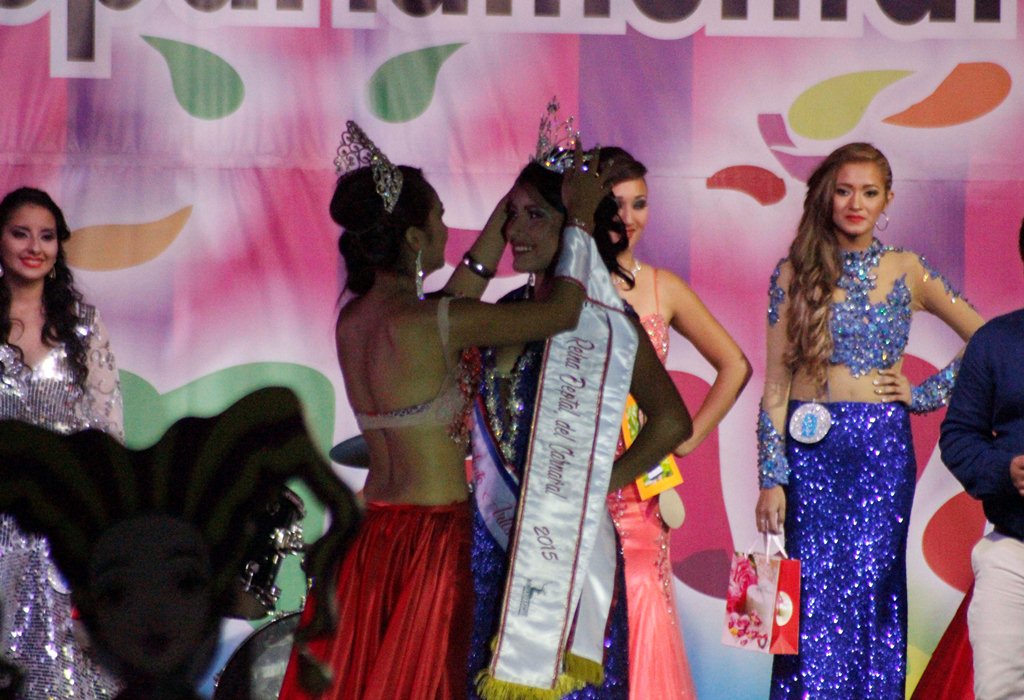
[[564, 652, 604, 687], [474, 669, 585, 700]]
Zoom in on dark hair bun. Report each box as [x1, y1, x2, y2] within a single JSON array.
[[332, 166, 435, 295]]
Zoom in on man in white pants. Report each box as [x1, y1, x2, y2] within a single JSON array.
[[940, 219, 1024, 700]]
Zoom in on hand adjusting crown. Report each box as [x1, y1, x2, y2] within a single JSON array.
[[533, 97, 583, 173]]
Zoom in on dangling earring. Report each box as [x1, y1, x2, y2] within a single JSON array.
[[48, 268, 56, 280], [527, 273, 536, 297], [415, 250, 424, 300], [875, 211, 890, 232], [0, 262, 4, 278]]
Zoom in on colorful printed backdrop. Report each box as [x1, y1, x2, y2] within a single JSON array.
[[2, 2, 1023, 697]]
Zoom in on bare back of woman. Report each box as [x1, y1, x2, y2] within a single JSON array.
[[338, 289, 471, 504], [279, 124, 607, 700]]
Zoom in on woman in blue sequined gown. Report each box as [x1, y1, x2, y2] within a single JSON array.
[[0, 188, 123, 699], [753, 144, 984, 699], [469, 161, 691, 700]]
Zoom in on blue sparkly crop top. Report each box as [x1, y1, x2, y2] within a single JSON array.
[[768, 238, 958, 376], [830, 239, 911, 375], [758, 238, 966, 489]]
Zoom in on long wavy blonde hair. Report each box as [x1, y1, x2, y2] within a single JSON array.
[[785, 143, 893, 388]]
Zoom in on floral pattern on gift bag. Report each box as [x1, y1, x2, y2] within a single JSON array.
[[722, 536, 800, 655]]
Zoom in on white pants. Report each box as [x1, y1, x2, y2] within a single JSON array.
[[970, 532, 1024, 700]]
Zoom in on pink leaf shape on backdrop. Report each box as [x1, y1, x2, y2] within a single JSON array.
[[445, 227, 517, 276], [903, 354, 944, 483], [668, 370, 734, 599]]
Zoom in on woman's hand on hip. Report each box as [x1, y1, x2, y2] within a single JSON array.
[[874, 369, 912, 405]]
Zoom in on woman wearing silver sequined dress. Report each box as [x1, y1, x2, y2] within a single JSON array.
[[753, 144, 984, 698], [0, 187, 122, 699]]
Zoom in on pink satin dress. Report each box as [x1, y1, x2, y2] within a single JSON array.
[[607, 269, 698, 700]]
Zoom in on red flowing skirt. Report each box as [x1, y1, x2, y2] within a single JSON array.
[[279, 501, 473, 700], [910, 584, 974, 700]]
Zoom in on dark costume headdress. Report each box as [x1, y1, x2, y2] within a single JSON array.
[[0, 387, 357, 694]]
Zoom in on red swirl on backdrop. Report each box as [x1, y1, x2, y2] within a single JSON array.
[[923, 493, 984, 593], [706, 165, 786, 206]]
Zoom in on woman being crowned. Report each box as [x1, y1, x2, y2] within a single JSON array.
[[467, 101, 691, 700], [277, 120, 617, 700]]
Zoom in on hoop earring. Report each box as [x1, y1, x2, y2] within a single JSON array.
[[415, 250, 424, 300], [875, 211, 890, 232]]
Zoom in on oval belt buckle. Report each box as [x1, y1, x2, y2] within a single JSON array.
[[788, 402, 832, 444]]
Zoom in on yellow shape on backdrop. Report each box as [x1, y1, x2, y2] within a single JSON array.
[[65, 206, 191, 270], [788, 70, 912, 140]]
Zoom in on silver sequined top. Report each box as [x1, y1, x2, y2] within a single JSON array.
[[0, 303, 123, 699]]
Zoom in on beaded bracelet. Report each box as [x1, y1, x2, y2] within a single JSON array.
[[461, 253, 495, 279]]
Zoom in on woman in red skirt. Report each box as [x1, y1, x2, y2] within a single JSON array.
[[278, 123, 612, 700]]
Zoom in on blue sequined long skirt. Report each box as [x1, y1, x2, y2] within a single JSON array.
[[770, 401, 915, 700], [468, 504, 629, 699]]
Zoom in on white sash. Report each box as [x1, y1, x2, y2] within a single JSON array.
[[474, 225, 637, 698]]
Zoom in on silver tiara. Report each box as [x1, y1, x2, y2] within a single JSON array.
[[334, 121, 404, 214], [533, 97, 580, 173]]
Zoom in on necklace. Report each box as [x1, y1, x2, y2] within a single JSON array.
[[614, 259, 641, 288]]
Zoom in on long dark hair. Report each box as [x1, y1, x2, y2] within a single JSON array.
[[598, 146, 648, 187], [1018, 216, 1023, 263], [599, 146, 650, 288], [512, 161, 632, 286], [0, 187, 88, 389], [334, 165, 436, 296]]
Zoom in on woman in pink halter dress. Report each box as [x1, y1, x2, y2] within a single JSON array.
[[599, 148, 752, 700]]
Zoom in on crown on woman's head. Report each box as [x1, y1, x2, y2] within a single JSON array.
[[534, 97, 580, 173], [334, 120, 404, 214]]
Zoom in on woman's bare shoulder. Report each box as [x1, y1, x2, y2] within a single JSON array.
[[652, 265, 691, 292]]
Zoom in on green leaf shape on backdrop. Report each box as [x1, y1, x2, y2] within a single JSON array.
[[142, 36, 245, 120], [788, 70, 913, 140], [367, 43, 466, 122], [121, 363, 336, 621]]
